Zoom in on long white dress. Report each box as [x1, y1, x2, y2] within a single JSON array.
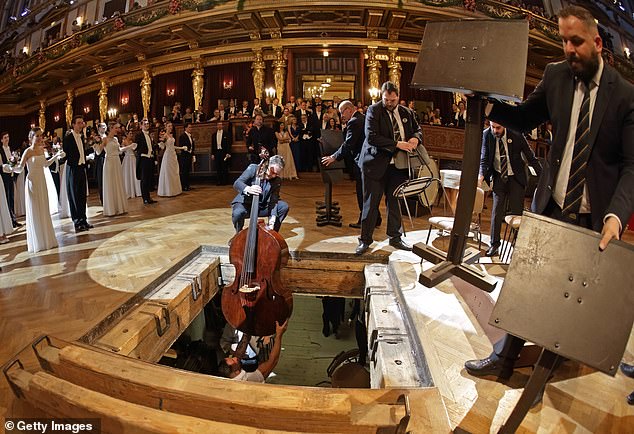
[[14, 170, 26, 217], [0, 179, 13, 236], [158, 136, 182, 197], [122, 143, 141, 199], [102, 137, 128, 216], [25, 155, 58, 253], [276, 131, 298, 180], [57, 161, 71, 219], [44, 163, 59, 216]]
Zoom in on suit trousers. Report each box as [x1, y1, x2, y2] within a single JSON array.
[[96, 153, 105, 204], [139, 157, 154, 201], [1, 173, 16, 221], [66, 164, 87, 226], [213, 151, 229, 185], [490, 173, 525, 245], [493, 197, 593, 364], [360, 164, 407, 244], [179, 154, 192, 189], [231, 200, 289, 233], [352, 163, 363, 218]]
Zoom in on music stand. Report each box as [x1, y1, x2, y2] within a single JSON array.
[[410, 19, 528, 292], [490, 212, 634, 432], [316, 129, 345, 227]]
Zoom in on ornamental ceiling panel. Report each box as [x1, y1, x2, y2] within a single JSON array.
[[195, 19, 240, 32]]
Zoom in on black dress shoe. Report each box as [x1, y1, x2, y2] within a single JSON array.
[[12, 221, 22, 228], [485, 244, 500, 257], [144, 199, 157, 204], [355, 242, 370, 256], [75, 225, 87, 233], [389, 238, 412, 251], [83, 222, 94, 229], [183, 187, 191, 191], [627, 390, 634, 405], [464, 356, 513, 380], [349, 222, 361, 229], [621, 362, 634, 379]]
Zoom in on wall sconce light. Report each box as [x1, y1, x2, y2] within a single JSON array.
[[107, 107, 118, 119], [323, 50, 329, 57], [76, 16, 83, 26], [625, 47, 631, 59], [223, 80, 233, 90], [121, 96, 129, 105], [54, 114, 60, 122], [369, 87, 380, 103], [166, 88, 175, 97], [265, 87, 276, 98], [83, 106, 90, 114], [22, 46, 29, 54]]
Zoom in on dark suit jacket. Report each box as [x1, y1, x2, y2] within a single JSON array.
[[211, 129, 233, 153], [358, 102, 423, 180], [62, 132, 86, 167], [178, 132, 195, 155], [489, 60, 634, 230], [1, 145, 15, 182], [231, 163, 282, 215], [134, 131, 155, 179], [246, 125, 275, 154], [480, 127, 542, 187], [332, 111, 365, 162], [267, 105, 282, 118]]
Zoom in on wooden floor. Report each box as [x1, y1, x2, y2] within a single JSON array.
[[1, 173, 633, 433]]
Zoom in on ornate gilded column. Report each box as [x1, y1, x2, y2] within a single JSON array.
[[98, 80, 109, 123], [366, 47, 381, 93], [273, 47, 286, 103], [65, 89, 74, 129], [251, 48, 265, 101], [140, 69, 152, 120], [387, 48, 402, 91], [38, 100, 46, 131], [191, 63, 204, 112]]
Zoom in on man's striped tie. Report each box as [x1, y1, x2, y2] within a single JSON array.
[[562, 84, 591, 215], [389, 110, 401, 142], [498, 137, 508, 179]]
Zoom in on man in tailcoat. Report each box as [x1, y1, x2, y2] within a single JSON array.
[[63, 115, 93, 231]]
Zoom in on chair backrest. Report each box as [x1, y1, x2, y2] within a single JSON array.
[[454, 187, 485, 220]]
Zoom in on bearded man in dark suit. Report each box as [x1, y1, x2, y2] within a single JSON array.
[[465, 6, 634, 405], [355, 81, 423, 255], [479, 122, 542, 256]]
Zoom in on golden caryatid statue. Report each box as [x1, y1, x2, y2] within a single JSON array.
[[98, 80, 109, 123], [38, 100, 46, 132], [65, 89, 74, 129], [251, 48, 265, 102], [366, 47, 381, 93], [387, 49, 401, 92], [140, 69, 152, 120], [191, 66, 204, 112], [273, 47, 286, 103]]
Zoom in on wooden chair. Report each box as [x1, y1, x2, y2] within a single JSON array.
[[500, 214, 522, 263], [426, 187, 485, 254]]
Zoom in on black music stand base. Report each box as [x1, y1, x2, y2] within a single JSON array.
[[316, 181, 342, 227], [499, 349, 562, 434]]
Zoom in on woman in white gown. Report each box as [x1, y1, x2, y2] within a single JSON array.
[[121, 131, 141, 199], [158, 122, 185, 197], [14, 168, 25, 217], [275, 122, 298, 180], [43, 148, 59, 215], [98, 122, 128, 217], [13, 128, 62, 253]]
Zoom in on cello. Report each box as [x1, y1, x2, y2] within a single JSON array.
[[222, 155, 293, 337]]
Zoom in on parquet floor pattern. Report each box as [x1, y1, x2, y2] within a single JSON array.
[[0, 173, 632, 433]]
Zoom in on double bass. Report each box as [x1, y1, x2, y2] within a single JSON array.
[[222, 155, 293, 337]]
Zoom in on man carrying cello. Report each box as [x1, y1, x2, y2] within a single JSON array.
[[231, 154, 289, 233]]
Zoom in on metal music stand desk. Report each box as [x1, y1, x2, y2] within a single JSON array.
[[490, 212, 634, 433], [316, 129, 345, 227], [410, 19, 528, 292]]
